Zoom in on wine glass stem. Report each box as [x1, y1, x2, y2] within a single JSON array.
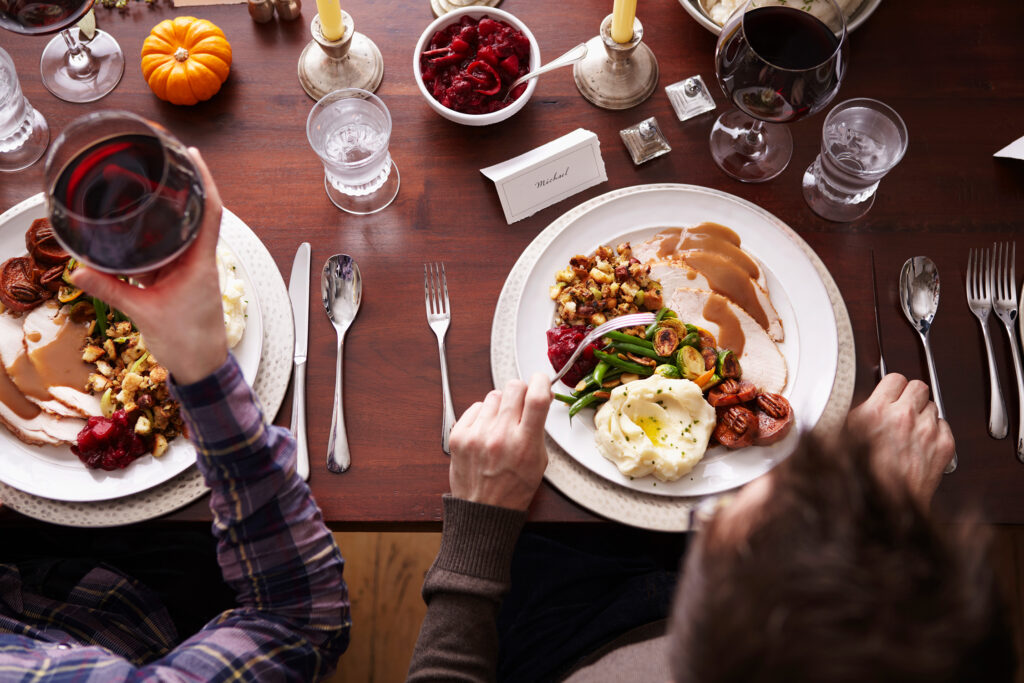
[[60, 29, 98, 81], [743, 119, 766, 153]]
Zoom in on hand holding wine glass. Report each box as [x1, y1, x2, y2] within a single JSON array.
[[710, 0, 848, 183]]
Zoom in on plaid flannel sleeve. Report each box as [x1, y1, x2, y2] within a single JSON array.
[[137, 355, 351, 682]]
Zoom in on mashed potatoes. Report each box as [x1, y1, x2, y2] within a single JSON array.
[[594, 375, 716, 482], [216, 246, 247, 349]]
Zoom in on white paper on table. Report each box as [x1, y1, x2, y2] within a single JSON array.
[[481, 129, 607, 225], [994, 135, 1024, 160]]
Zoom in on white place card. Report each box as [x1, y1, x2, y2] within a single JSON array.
[[481, 128, 607, 224], [994, 135, 1024, 160]]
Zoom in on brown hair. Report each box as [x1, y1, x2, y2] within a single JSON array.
[[668, 433, 1015, 683]]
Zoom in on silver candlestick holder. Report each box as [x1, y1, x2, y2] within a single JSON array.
[[298, 12, 384, 100], [573, 14, 658, 110]]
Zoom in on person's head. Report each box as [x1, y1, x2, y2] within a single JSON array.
[[668, 432, 1015, 683]]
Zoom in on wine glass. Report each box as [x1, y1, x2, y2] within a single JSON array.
[[45, 111, 205, 274], [709, 0, 847, 183], [0, 0, 124, 103]]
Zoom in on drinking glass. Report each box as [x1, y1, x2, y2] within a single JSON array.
[[0, 0, 124, 103], [710, 0, 847, 183], [802, 98, 908, 222], [307, 88, 400, 215], [0, 47, 49, 172], [45, 111, 205, 274]]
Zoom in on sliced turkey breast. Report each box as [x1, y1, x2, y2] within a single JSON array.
[[648, 260, 784, 342], [0, 311, 86, 418], [663, 287, 787, 394], [22, 305, 101, 418]]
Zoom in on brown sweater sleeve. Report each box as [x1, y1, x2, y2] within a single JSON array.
[[406, 494, 527, 682]]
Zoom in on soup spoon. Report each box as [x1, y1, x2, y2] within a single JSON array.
[[322, 254, 362, 474], [899, 256, 957, 474]]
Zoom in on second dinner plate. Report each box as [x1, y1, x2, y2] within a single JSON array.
[[511, 184, 839, 497], [0, 194, 263, 502]]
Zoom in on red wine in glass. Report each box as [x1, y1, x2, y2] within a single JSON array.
[[709, 0, 847, 183], [0, 0, 124, 103], [0, 0, 94, 35], [46, 112, 204, 275]]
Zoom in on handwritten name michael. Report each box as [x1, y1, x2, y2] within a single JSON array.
[[535, 166, 570, 189]]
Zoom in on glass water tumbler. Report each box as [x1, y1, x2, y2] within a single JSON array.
[[0, 47, 49, 173], [306, 88, 400, 215], [802, 98, 908, 222]]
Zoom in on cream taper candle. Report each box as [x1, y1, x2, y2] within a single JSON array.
[[611, 0, 637, 43], [316, 0, 344, 41]]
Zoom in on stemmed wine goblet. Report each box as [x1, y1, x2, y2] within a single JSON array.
[[0, 0, 124, 103], [710, 0, 847, 183], [45, 111, 205, 274]]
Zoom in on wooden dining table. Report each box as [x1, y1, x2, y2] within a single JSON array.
[[0, 0, 1022, 529]]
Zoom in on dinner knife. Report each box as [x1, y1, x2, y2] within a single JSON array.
[[870, 250, 887, 379], [288, 243, 311, 481]]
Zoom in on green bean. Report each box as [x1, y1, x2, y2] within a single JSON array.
[[611, 342, 670, 363], [554, 393, 576, 405], [593, 360, 611, 385], [594, 350, 655, 376], [568, 391, 604, 418], [92, 298, 108, 337], [644, 308, 670, 340], [603, 330, 654, 348]]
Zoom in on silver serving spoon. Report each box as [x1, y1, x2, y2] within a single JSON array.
[[322, 255, 362, 474], [899, 256, 957, 473], [501, 43, 588, 103]]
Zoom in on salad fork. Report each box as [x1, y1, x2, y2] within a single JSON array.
[[550, 312, 657, 386], [424, 263, 456, 455], [966, 247, 1007, 439], [992, 242, 1024, 461]]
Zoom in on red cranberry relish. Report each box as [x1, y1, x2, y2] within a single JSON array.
[[547, 325, 598, 388], [72, 409, 150, 471], [420, 15, 531, 115]]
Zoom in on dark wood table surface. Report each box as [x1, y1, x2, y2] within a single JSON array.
[[1, 0, 1022, 528]]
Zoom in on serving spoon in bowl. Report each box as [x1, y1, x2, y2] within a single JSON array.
[[501, 43, 588, 103]]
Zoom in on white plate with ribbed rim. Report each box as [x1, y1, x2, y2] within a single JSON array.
[[512, 185, 838, 497], [0, 193, 262, 502]]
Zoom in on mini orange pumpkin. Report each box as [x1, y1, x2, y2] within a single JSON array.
[[141, 17, 232, 106]]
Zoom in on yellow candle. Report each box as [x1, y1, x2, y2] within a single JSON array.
[[611, 0, 637, 43], [316, 0, 344, 42]]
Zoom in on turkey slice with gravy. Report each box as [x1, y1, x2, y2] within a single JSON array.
[[664, 287, 787, 394], [22, 305, 102, 418], [648, 260, 784, 341]]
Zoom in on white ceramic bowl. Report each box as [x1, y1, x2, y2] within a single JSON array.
[[413, 7, 542, 126], [678, 0, 882, 35]]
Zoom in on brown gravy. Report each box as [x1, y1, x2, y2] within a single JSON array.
[[702, 293, 745, 357], [652, 223, 769, 334], [7, 312, 92, 401], [0, 363, 40, 420]]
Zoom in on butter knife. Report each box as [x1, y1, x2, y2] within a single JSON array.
[[288, 243, 311, 481], [871, 250, 887, 380]]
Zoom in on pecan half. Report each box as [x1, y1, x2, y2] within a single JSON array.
[[756, 393, 791, 419], [720, 405, 755, 434]]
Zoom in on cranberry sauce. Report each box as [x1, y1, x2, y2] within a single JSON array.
[[547, 325, 597, 388]]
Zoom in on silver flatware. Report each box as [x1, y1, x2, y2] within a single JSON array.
[[424, 263, 455, 455], [966, 247, 1007, 439], [322, 255, 362, 474], [870, 250, 886, 380], [501, 43, 588, 103], [549, 312, 657, 386], [288, 243, 311, 481], [899, 256, 957, 473], [992, 242, 1024, 462]]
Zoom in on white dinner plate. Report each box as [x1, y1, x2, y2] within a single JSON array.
[[679, 0, 882, 35], [513, 185, 838, 497], [0, 194, 263, 502]]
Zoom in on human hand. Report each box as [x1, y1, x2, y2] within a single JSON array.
[[448, 373, 552, 511], [70, 148, 227, 386], [846, 373, 954, 506]]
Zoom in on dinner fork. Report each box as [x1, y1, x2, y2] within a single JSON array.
[[550, 312, 657, 386], [991, 242, 1024, 461], [424, 263, 456, 455], [966, 247, 1008, 439]]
